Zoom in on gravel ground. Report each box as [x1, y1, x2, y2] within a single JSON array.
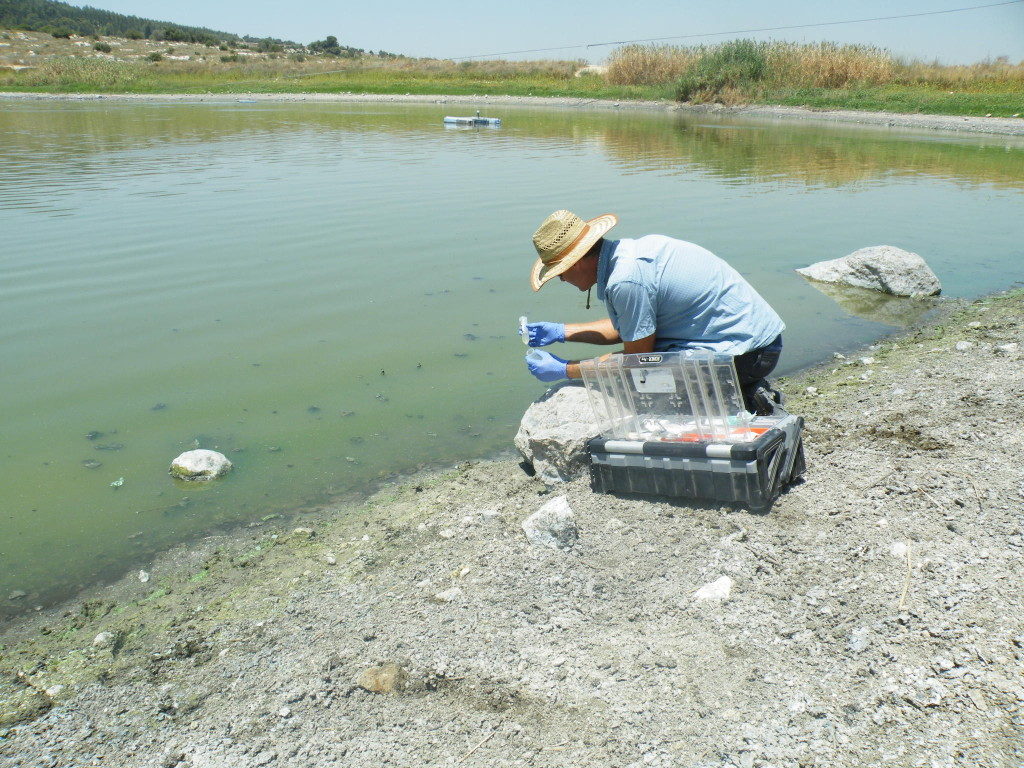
[[1, 289, 1022, 767], [2, 91, 1023, 137]]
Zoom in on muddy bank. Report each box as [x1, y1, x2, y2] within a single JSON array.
[[3, 91, 1024, 137], [2, 289, 1024, 768]]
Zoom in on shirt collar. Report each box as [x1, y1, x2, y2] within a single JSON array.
[[595, 238, 617, 302]]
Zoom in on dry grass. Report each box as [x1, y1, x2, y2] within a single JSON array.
[[606, 44, 699, 86], [766, 42, 896, 88], [605, 39, 1023, 92]]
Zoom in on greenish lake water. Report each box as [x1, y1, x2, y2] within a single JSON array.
[[2, 100, 1022, 615]]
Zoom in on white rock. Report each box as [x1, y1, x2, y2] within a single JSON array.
[[693, 576, 733, 602], [93, 631, 115, 648], [514, 383, 597, 484], [891, 542, 908, 558], [138, 570, 150, 583], [804, 386, 819, 396], [860, 356, 876, 365], [169, 449, 232, 481], [849, 627, 871, 652], [277, 706, 291, 717], [796, 246, 941, 297], [324, 553, 337, 565], [995, 343, 1019, 355], [431, 587, 463, 603], [45, 685, 65, 697], [521, 496, 578, 550], [955, 341, 974, 352]]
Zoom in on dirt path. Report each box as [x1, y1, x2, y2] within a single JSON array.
[[2, 290, 1023, 768], [3, 91, 1024, 137]]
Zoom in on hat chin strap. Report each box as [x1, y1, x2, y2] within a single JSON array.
[[586, 285, 592, 310]]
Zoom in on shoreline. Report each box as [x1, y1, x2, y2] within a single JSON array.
[[3, 90, 1024, 136], [2, 288, 1023, 766]]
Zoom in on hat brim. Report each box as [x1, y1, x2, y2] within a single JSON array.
[[530, 213, 618, 292]]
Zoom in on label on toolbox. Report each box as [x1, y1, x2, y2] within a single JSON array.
[[630, 367, 676, 394]]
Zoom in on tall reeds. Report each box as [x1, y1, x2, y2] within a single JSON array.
[[606, 39, 1023, 102]]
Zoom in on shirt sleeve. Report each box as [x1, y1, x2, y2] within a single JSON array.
[[607, 279, 656, 342]]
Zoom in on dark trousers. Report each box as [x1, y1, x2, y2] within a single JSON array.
[[734, 335, 783, 413]]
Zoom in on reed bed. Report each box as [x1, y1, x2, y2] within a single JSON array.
[[606, 40, 1024, 101]]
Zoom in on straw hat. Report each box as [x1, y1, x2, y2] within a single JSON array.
[[530, 210, 618, 291]]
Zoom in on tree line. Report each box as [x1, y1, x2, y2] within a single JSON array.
[[0, 0, 400, 58], [0, 0, 234, 43]]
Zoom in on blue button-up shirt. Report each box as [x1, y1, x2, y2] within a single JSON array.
[[595, 236, 785, 354]]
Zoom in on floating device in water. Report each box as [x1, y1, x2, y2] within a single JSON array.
[[519, 315, 529, 345], [443, 110, 501, 127]]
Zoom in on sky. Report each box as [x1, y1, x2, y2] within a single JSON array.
[[91, 0, 1024, 63]]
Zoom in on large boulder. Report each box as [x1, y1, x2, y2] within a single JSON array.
[[514, 382, 597, 484], [169, 449, 232, 481], [796, 246, 941, 297]]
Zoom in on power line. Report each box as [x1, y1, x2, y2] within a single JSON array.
[[452, 0, 1024, 60]]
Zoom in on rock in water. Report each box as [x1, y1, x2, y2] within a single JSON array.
[[796, 245, 941, 297], [169, 449, 232, 481], [514, 382, 597, 484], [522, 495, 579, 550]]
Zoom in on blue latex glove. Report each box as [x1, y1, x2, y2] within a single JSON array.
[[525, 321, 565, 347], [526, 350, 568, 383]]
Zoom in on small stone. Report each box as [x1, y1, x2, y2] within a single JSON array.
[[437, 528, 456, 539], [693, 576, 733, 602], [45, 684, 65, 697], [8, 590, 27, 600], [277, 706, 291, 717], [522, 496, 578, 550], [431, 587, 462, 603], [324, 553, 337, 565], [995, 343, 1019, 355], [891, 542, 908, 558], [291, 527, 314, 538], [955, 341, 974, 352], [93, 631, 115, 648], [849, 627, 871, 652], [805, 386, 819, 396], [859, 356, 876, 365], [138, 570, 150, 583], [356, 663, 408, 694]]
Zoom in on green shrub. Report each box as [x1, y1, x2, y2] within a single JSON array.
[[46, 27, 74, 39], [677, 39, 768, 102], [93, 42, 112, 53], [220, 54, 239, 63], [126, 30, 143, 40], [147, 52, 162, 62]]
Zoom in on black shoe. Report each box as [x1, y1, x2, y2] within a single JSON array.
[[752, 384, 786, 416]]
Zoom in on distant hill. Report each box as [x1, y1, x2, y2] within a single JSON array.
[[0, 0, 236, 44]]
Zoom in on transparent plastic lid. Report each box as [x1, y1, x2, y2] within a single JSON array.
[[579, 350, 755, 443]]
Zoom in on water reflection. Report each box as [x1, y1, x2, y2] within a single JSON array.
[[798, 278, 941, 327], [1, 102, 1022, 194]]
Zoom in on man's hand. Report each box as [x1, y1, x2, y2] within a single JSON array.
[[526, 350, 568, 382], [524, 321, 565, 347]]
